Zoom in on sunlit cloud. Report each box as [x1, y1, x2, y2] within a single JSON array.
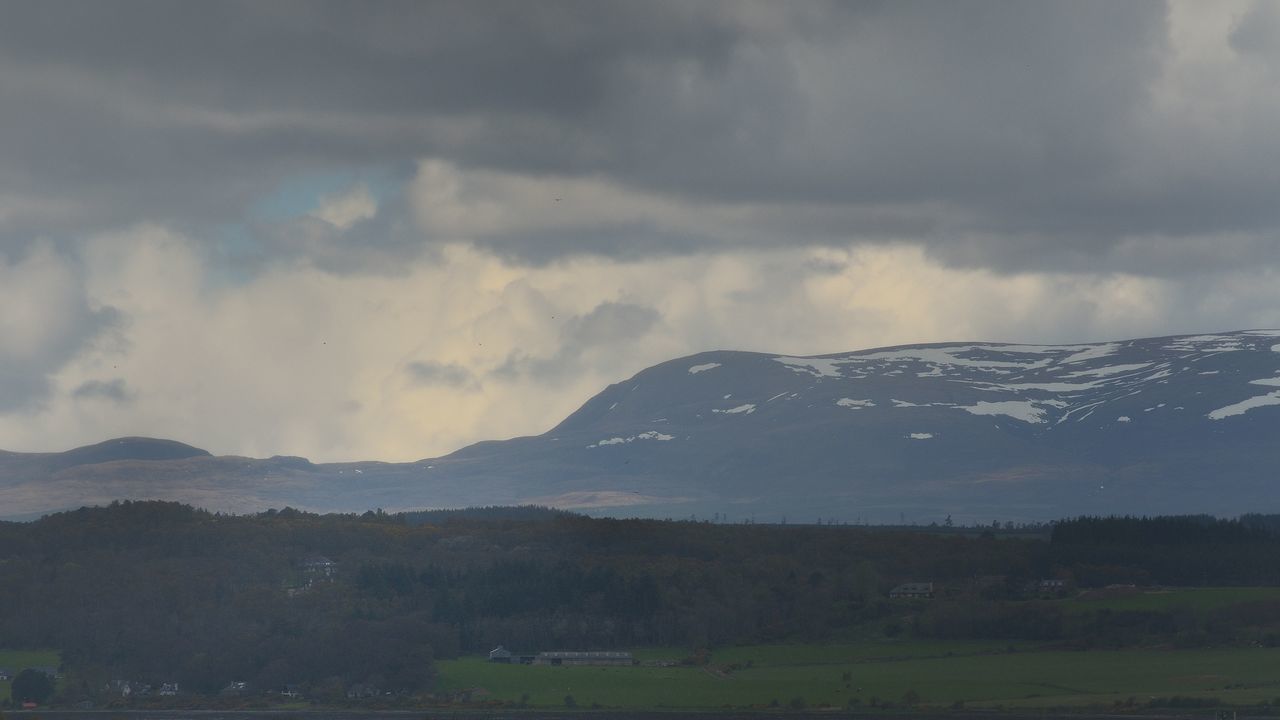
[[0, 222, 1270, 462]]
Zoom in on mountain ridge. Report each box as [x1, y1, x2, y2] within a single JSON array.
[[3, 329, 1279, 522]]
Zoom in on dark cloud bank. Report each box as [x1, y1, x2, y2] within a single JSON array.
[[3, 1, 1278, 273]]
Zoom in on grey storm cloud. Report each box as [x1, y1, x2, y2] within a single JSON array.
[[71, 378, 134, 404], [2, 1, 1280, 274], [560, 301, 662, 349], [493, 301, 661, 383], [405, 361, 479, 390], [1230, 2, 1280, 55]]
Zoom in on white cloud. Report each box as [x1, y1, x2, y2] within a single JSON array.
[[310, 183, 377, 230], [0, 244, 84, 360], [0, 242, 115, 411]]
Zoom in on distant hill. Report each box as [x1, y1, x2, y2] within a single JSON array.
[[2, 330, 1279, 522], [54, 437, 211, 468]]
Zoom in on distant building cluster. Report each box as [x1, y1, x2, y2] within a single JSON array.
[[109, 679, 178, 698], [887, 577, 1072, 601], [889, 582, 934, 599], [302, 555, 337, 577], [288, 555, 339, 596]]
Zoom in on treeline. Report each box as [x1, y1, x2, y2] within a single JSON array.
[[399, 505, 571, 525], [902, 514, 1280, 648], [1051, 514, 1272, 545], [2, 503, 1280, 705], [1049, 514, 1280, 586]]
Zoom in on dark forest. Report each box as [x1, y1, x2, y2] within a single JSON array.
[[3, 502, 1280, 705]]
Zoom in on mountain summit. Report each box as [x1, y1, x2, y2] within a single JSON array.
[[3, 330, 1279, 522]]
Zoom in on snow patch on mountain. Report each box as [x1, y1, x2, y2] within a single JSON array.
[[773, 356, 846, 378], [960, 400, 1048, 424], [587, 431, 675, 448], [688, 363, 721, 374], [714, 404, 756, 415], [761, 332, 1280, 430], [857, 346, 1052, 370], [1167, 335, 1248, 353], [1002, 381, 1104, 392], [1208, 391, 1280, 420], [1062, 363, 1151, 378], [836, 398, 875, 409], [1059, 344, 1121, 364], [907, 433, 934, 439]]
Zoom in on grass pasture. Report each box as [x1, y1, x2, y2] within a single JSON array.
[[435, 641, 1280, 710], [1066, 586, 1280, 614]]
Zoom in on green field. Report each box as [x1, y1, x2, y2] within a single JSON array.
[[435, 641, 1280, 710], [0, 649, 60, 702], [1066, 586, 1280, 613]]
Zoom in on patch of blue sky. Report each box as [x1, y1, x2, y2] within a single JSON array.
[[250, 171, 359, 222], [206, 166, 410, 285], [208, 223, 262, 286], [250, 167, 405, 222]]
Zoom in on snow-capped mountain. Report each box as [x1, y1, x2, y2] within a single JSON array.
[[3, 330, 1280, 522]]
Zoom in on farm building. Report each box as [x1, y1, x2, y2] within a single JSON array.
[[889, 582, 934, 599], [1032, 578, 1068, 596], [534, 651, 634, 666], [301, 556, 337, 577], [488, 646, 511, 662], [488, 645, 536, 664]]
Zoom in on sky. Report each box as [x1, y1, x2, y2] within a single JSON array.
[[3, 0, 1280, 462]]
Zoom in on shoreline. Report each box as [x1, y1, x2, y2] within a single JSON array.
[[1, 710, 1260, 720]]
